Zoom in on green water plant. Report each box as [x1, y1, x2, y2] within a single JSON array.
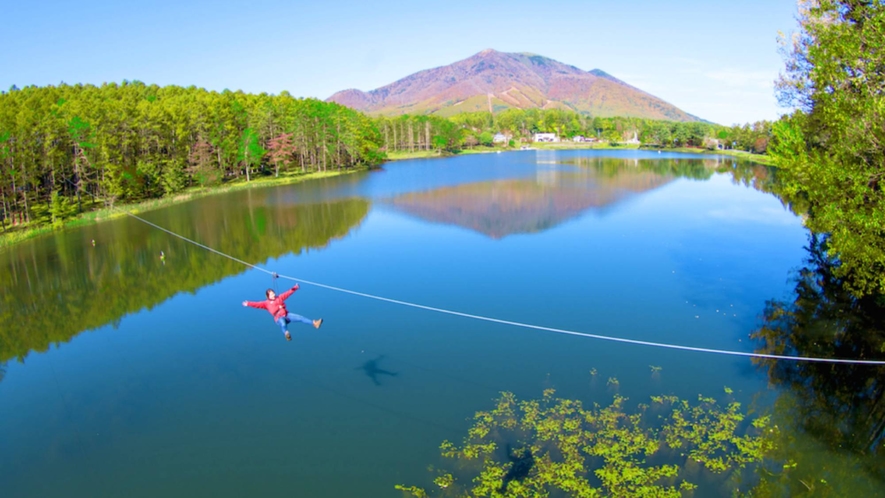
[[397, 386, 778, 497]]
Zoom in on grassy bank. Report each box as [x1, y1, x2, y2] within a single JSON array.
[[0, 168, 365, 250], [658, 147, 774, 165], [385, 148, 498, 161], [385, 150, 450, 160]]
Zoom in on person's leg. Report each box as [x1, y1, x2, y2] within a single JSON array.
[[286, 312, 322, 329], [285, 312, 313, 325], [277, 316, 292, 340]]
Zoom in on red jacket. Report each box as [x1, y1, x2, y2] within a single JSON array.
[[245, 285, 299, 320]]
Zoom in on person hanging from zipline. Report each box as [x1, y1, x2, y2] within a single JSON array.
[[242, 284, 323, 341]]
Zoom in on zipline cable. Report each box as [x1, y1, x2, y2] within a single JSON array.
[[118, 210, 885, 366], [58, 179, 885, 366]]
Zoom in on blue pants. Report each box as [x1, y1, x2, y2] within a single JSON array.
[[276, 312, 312, 335]]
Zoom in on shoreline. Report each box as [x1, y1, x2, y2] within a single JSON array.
[[0, 168, 367, 250], [530, 142, 773, 164], [652, 146, 774, 165], [385, 144, 773, 165], [2, 146, 772, 250]]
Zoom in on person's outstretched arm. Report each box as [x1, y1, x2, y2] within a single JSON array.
[[277, 284, 300, 302], [242, 300, 268, 309]]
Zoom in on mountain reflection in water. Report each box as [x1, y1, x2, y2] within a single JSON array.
[[383, 158, 681, 238]]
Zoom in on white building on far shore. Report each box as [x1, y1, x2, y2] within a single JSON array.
[[533, 133, 559, 143]]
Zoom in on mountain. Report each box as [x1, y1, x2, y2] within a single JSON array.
[[328, 49, 700, 121]]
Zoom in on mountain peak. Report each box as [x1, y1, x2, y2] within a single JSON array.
[[327, 51, 700, 121]]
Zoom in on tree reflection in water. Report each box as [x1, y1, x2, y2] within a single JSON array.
[[751, 234, 885, 495], [0, 195, 370, 364]]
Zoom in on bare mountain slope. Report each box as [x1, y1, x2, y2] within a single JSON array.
[[328, 50, 700, 121]]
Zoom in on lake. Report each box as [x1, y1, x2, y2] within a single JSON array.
[[1, 150, 881, 497]]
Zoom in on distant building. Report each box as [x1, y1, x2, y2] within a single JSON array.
[[572, 135, 599, 143], [533, 133, 559, 143], [572, 135, 597, 143], [493, 133, 511, 144]]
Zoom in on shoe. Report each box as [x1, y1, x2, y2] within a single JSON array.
[[313, 319, 323, 329], [285, 331, 292, 341]]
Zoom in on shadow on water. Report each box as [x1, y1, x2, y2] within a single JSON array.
[[499, 443, 535, 493], [373, 351, 509, 394], [750, 234, 885, 495], [357, 355, 399, 386], [290, 367, 459, 433]]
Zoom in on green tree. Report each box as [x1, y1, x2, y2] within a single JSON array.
[[49, 190, 77, 227], [479, 131, 494, 147], [238, 127, 265, 182], [771, 0, 885, 296], [188, 138, 219, 187]]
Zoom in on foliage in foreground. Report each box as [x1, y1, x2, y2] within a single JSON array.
[[771, 0, 885, 296], [398, 388, 777, 497]]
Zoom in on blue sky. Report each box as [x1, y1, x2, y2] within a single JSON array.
[[1, 0, 797, 125]]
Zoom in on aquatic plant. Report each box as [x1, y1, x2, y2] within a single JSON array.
[[397, 385, 777, 497]]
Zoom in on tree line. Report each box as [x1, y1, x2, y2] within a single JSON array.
[[0, 81, 385, 230], [380, 108, 773, 153], [375, 115, 462, 153]]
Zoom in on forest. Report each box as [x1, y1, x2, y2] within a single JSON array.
[[0, 82, 385, 230]]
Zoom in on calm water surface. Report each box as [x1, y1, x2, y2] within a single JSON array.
[[0, 150, 879, 496]]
